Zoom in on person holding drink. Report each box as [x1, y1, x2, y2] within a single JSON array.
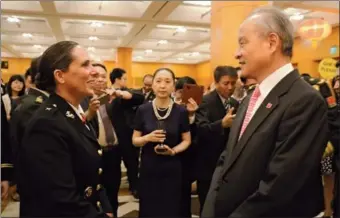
[[132, 68, 191, 217]]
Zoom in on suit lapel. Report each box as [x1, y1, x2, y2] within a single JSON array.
[[224, 70, 301, 174], [212, 90, 226, 117]]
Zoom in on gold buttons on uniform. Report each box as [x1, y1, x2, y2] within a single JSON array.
[[98, 149, 103, 156], [84, 186, 93, 198], [98, 168, 103, 175], [96, 184, 101, 191]]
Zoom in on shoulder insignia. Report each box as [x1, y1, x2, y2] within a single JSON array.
[[35, 96, 43, 103], [66, 111, 75, 119], [309, 78, 315, 82], [317, 79, 325, 85], [312, 85, 320, 91], [45, 107, 52, 111]]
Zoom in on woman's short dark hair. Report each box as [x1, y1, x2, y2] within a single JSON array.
[[153, 68, 176, 82], [36, 41, 79, 93], [175, 76, 197, 90], [7, 74, 26, 97], [214, 66, 238, 83]]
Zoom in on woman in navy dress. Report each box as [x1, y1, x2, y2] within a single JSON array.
[[133, 68, 191, 217]]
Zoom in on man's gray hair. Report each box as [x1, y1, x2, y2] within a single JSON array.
[[247, 6, 294, 58]]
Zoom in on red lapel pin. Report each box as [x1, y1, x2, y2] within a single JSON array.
[[266, 103, 272, 109]]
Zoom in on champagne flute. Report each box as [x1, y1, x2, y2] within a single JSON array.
[[157, 120, 167, 148]]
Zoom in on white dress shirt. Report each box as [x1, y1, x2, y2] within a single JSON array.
[[250, 63, 294, 120], [68, 103, 86, 121]]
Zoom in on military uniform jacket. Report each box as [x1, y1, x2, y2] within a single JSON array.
[[1, 96, 13, 181], [10, 88, 49, 162], [18, 94, 112, 218]]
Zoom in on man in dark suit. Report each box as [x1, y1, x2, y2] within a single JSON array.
[[1, 93, 13, 201], [133, 74, 155, 103], [202, 7, 328, 218], [85, 65, 144, 215], [330, 61, 340, 217], [195, 66, 239, 213], [10, 56, 48, 161]]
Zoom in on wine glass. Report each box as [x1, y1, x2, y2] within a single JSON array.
[[157, 120, 166, 147]]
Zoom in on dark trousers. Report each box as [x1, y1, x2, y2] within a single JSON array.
[[197, 179, 212, 215], [180, 178, 192, 217], [120, 142, 140, 192], [102, 147, 121, 217]]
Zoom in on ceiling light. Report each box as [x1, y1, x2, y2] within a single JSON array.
[[136, 56, 143, 59], [176, 26, 187, 33], [89, 36, 98, 41], [33, 45, 42, 49], [145, 49, 153, 54], [184, 1, 211, 6], [22, 33, 33, 38], [90, 22, 103, 28], [192, 52, 200, 56], [290, 13, 304, 21], [158, 40, 168, 44], [88, 47, 95, 51], [177, 58, 184, 61], [7, 16, 20, 23]]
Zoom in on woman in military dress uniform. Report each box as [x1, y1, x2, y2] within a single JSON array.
[[18, 41, 113, 217]]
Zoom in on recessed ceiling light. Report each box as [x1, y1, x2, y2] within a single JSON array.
[[7, 16, 20, 23], [290, 14, 304, 21], [145, 49, 153, 53], [177, 58, 184, 61], [183, 1, 211, 6], [192, 52, 200, 56], [88, 47, 95, 51], [136, 56, 143, 59], [90, 22, 103, 28], [22, 33, 33, 38], [33, 45, 42, 49], [176, 26, 187, 33], [89, 36, 99, 41], [158, 40, 168, 44]]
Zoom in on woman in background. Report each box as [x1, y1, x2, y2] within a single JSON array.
[[2, 74, 25, 120], [132, 68, 191, 217]]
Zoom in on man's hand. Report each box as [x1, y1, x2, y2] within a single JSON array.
[[1, 181, 9, 200], [85, 97, 100, 120], [222, 107, 236, 128], [186, 98, 198, 116]]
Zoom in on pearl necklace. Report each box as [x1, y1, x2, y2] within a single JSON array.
[[152, 99, 174, 120]]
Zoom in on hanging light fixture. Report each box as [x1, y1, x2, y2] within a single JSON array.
[[297, 18, 332, 48]]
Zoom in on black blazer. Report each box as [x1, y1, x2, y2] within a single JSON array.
[[10, 88, 49, 161], [195, 90, 239, 181], [18, 94, 112, 217], [1, 96, 13, 181], [84, 91, 144, 144], [328, 106, 340, 216], [109, 90, 144, 144], [202, 70, 327, 218]]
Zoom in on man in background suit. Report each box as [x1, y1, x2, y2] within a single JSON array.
[[85, 64, 144, 216], [330, 61, 340, 217], [195, 66, 239, 213], [202, 7, 328, 218], [134, 74, 155, 103]]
